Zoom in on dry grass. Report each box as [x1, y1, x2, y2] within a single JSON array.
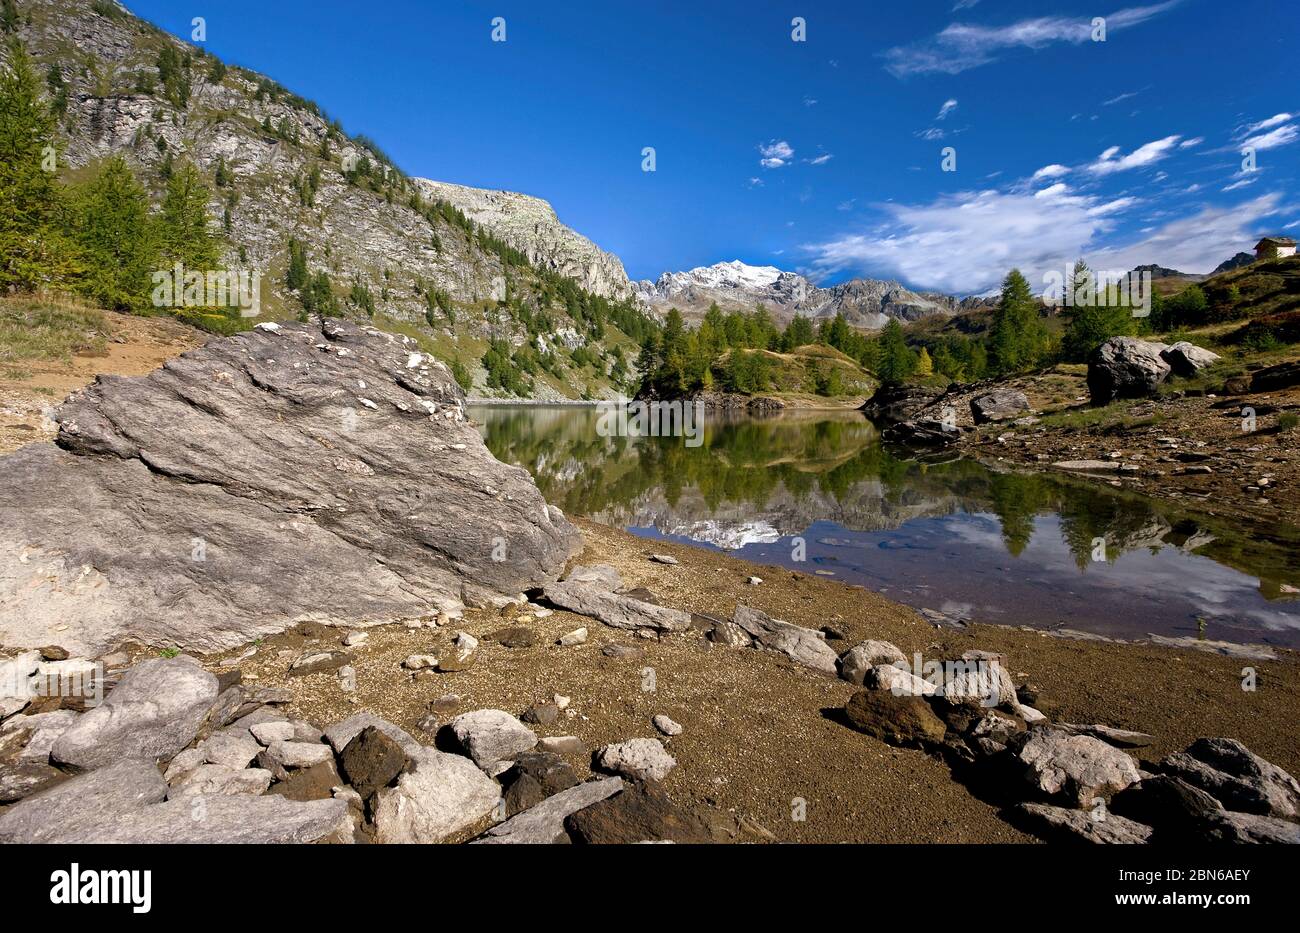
[[0, 292, 110, 364]]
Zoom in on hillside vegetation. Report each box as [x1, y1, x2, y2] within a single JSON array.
[[0, 0, 659, 400]]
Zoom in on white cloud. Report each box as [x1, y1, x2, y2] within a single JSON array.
[[806, 153, 833, 165], [758, 139, 794, 168], [802, 95, 817, 107], [937, 99, 959, 120], [802, 186, 1125, 293], [1223, 177, 1256, 192], [882, 2, 1181, 77], [1244, 113, 1293, 134], [1032, 163, 1070, 179], [747, 177, 764, 188], [1179, 137, 1204, 148], [1088, 194, 1282, 273], [1087, 135, 1181, 175], [916, 127, 946, 141], [1241, 124, 1299, 151], [1103, 91, 1138, 106]]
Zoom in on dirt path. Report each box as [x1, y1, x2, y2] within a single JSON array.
[[0, 311, 204, 454]]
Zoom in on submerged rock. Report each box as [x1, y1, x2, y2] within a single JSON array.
[[0, 320, 581, 655]]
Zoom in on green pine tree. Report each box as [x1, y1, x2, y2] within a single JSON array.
[[0, 37, 81, 291], [157, 159, 219, 270], [69, 156, 157, 310], [989, 269, 1045, 375]]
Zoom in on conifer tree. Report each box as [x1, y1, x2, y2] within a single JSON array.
[[0, 37, 80, 291], [157, 159, 219, 270], [988, 269, 1044, 375], [70, 156, 156, 309]]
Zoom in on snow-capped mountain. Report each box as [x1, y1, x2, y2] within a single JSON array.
[[633, 260, 960, 329]]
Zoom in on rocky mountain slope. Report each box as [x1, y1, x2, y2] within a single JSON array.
[[412, 180, 634, 302], [633, 260, 961, 329], [11, 0, 653, 400]]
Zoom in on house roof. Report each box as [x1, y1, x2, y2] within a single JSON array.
[[1256, 236, 1297, 247]]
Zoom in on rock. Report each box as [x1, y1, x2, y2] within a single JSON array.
[[839, 640, 907, 685], [0, 650, 40, 700], [538, 736, 585, 755], [1010, 727, 1141, 807], [0, 758, 168, 843], [881, 418, 959, 448], [288, 650, 351, 677], [11, 709, 78, 762], [971, 389, 1031, 424], [1087, 336, 1171, 403], [502, 750, 579, 798], [503, 772, 546, 815], [649, 554, 679, 565], [652, 715, 683, 737], [403, 654, 438, 671], [1201, 811, 1300, 844], [38, 646, 69, 661], [522, 702, 560, 726], [732, 605, 838, 675], [1145, 635, 1276, 660], [541, 581, 691, 633], [1161, 341, 1220, 377], [844, 690, 946, 747], [594, 738, 677, 782], [1157, 737, 1300, 818], [1250, 359, 1300, 392], [708, 619, 753, 648], [0, 759, 64, 803], [262, 740, 334, 774], [1015, 803, 1152, 844], [239, 719, 293, 750], [0, 321, 581, 656], [50, 658, 219, 771], [268, 759, 344, 802], [448, 709, 538, 771], [342, 631, 369, 647], [198, 732, 261, 769], [490, 626, 537, 648], [372, 748, 500, 843], [1056, 723, 1154, 748], [861, 383, 946, 425], [476, 777, 623, 844], [864, 663, 939, 696], [168, 764, 274, 798], [196, 685, 248, 738], [82, 795, 353, 844], [1051, 459, 1139, 474], [426, 694, 462, 716], [564, 781, 714, 844], [339, 726, 411, 799], [557, 627, 588, 647], [1016, 683, 1041, 707], [564, 563, 624, 590], [1109, 775, 1223, 840], [747, 576, 763, 585], [437, 633, 478, 672]]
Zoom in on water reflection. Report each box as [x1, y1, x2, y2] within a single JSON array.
[[472, 405, 1300, 647]]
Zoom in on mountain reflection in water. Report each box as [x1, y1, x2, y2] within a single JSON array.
[[472, 405, 1300, 647]]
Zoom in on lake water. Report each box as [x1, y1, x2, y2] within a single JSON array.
[[471, 404, 1300, 648]]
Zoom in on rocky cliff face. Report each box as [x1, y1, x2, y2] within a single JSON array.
[[633, 260, 959, 328], [0, 320, 583, 655], [412, 180, 633, 302], [9, 0, 650, 400]]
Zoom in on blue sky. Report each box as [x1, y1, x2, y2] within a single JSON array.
[[125, 0, 1298, 294]]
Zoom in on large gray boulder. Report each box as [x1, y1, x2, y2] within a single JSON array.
[[447, 709, 537, 772], [1160, 341, 1220, 377], [1157, 737, 1300, 819], [1087, 337, 1171, 403], [51, 657, 219, 771], [372, 748, 501, 843], [0, 758, 168, 843], [732, 605, 839, 675], [0, 320, 582, 655], [970, 388, 1030, 424], [82, 795, 353, 844], [1010, 727, 1141, 807]]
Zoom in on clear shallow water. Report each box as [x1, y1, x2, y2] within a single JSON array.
[[471, 405, 1300, 648]]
